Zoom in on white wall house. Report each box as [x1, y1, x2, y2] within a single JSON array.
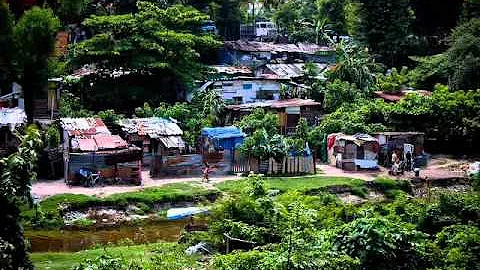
[[212, 79, 282, 104]]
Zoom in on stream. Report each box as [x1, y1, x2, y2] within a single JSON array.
[[25, 219, 191, 253]]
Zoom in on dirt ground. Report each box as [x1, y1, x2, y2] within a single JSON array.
[[31, 155, 475, 199], [31, 171, 238, 199]]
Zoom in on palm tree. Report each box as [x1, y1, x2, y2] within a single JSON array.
[[202, 88, 225, 125], [330, 40, 379, 91]]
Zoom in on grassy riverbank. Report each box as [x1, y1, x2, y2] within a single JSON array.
[[216, 175, 366, 194], [31, 242, 200, 270], [21, 182, 219, 228]]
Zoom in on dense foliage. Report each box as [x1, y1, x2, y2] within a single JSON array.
[[0, 126, 43, 269], [14, 7, 60, 122], [200, 176, 480, 270], [70, 2, 220, 90]]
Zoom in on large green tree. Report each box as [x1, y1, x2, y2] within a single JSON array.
[[445, 18, 480, 90], [0, 2, 14, 94], [215, 0, 241, 40], [70, 2, 220, 91], [351, 0, 414, 66], [14, 7, 60, 123], [328, 41, 378, 91], [316, 0, 347, 35]]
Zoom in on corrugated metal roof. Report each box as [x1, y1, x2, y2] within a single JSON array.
[[0, 107, 26, 131], [118, 117, 183, 137], [227, 98, 321, 111], [71, 135, 129, 152], [263, 63, 328, 79], [225, 41, 334, 54], [158, 136, 185, 149], [210, 65, 252, 75], [94, 135, 128, 150], [73, 138, 98, 151], [61, 118, 111, 137], [374, 90, 431, 102]]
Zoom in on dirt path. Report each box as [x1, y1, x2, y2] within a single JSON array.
[[32, 166, 379, 198], [32, 155, 469, 199], [317, 164, 381, 181], [32, 171, 240, 199]]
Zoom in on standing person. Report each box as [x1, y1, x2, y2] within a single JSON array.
[[202, 162, 210, 183], [391, 150, 399, 175], [405, 151, 412, 171]]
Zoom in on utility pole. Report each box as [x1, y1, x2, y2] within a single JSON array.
[[251, 1, 255, 37]]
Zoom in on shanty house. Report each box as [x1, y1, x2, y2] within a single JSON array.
[[211, 77, 284, 104], [226, 99, 322, 135], [61, 118, 142, 185], [117, 117, 185, 176], [0, 107, 27, 157], [201, 126, 245, 164], [372, 132, 426, 167], [221, 41, 335, 65], [255, 63, 330, 81], [327, 133, 380, 171]]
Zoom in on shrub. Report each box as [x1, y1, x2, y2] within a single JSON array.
[[72, 218, 95, 227], [211, 250, 266, 270], [351, 186, 368, 198], [332, 217, 432, 270], [434, 225, 480, 270]]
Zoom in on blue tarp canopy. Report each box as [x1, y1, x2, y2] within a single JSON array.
[[201, 126, 246, 150]]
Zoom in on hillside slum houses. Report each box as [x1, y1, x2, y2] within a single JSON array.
[[226, 98, 322, 135], [199, 63, 329, 105], [255, 63, 330, 80], [327, 133, 380, 171], [221, 41, 335, 65], [117, 117, 185, 177], [61, 118, 143, 185], [0, 107, 27, 157]]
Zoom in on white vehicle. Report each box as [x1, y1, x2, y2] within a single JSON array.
[[468, 162, 480, 176], [255, 21, 277, 37]]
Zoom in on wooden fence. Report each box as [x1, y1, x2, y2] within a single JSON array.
[[232, 155, 314, 175]]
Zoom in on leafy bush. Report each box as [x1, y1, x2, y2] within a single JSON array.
[[235, 108, 280, 136], [376, 67, 412, 93], [72, 218, 95, 227], [434, 225, 480, 270], [46, 124, 61, 147], [72, 254, 135, 270], [374, 177, 412, 193], [332, 217, 431, 270], [416, 192, 480, 234], [351, 186, 368, 198], [211, 250, 266, 270]]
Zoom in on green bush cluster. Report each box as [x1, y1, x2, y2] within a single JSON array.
[[205, 177, 480, 270]]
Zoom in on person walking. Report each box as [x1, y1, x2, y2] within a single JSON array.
[[202, 162, 210, 183]]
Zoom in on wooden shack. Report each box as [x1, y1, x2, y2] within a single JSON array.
[[327, 133, 379, 171], [61, 118, 142, 185], [118, 117, 185, 177]]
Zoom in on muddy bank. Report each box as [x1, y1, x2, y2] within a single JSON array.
[[25, 219, 197, 252]]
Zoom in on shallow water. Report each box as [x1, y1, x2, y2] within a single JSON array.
[[26, 219, 190, 253]]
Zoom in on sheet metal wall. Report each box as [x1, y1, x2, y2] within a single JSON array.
[[67, 153, 141, 184]]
